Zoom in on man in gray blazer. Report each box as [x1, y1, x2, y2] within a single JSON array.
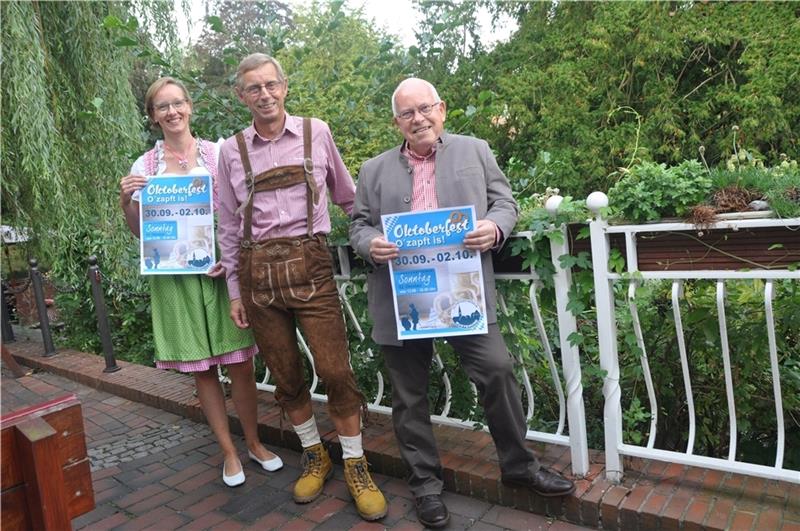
[[350, 78, 575, 528]]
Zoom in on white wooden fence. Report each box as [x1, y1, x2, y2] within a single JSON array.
[[582, 191, 800, 484], [251, 193, 800, 485]]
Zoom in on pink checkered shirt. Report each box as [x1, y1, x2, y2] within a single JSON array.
[[403, 140, 502, 244], [404, 143, 439, 211], [217, 115, 355, 300]]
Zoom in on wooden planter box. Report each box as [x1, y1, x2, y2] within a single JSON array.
[[328, 221, 800, 277], [569, 221, 800, 271]]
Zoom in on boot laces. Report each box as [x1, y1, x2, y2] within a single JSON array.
[[301, 448, 322, 477], [349, 460, 376, 495]]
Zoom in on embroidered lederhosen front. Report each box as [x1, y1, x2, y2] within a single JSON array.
[[235, 118, 323, 307], [234, 119, 364, 418]]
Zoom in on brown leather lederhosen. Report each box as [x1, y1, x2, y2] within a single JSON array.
[[233, 118, 365, 418]]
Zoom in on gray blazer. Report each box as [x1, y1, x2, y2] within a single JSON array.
[[350, 132, 519, 346]]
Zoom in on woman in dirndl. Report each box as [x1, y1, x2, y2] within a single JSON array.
[[119, 77, 282, 487]]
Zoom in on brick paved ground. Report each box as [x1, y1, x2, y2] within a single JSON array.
[[5, 336, 799, 530], [2, 353, 590, 530]]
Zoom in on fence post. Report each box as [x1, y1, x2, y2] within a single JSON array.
[[29, 259, 56, 357], [1, 281, 15, 343], [87, 256, 120, 373], [545, 196, 590, 477], [586, 192, 624, 483]]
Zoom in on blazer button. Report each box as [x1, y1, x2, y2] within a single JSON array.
[[403, 196, 411, 203]]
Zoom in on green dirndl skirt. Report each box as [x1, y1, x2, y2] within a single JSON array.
[[149, 274, 256, 364]]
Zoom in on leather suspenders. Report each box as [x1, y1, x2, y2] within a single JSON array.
[[235, 117, 319, 243]]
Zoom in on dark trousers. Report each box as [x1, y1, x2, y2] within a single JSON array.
[[382, 324, 540, 497], [239, 235, 364, 418]]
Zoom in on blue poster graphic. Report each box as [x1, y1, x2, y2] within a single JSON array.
[[138, 174, 216, 275], [382, 206, 488, 340]]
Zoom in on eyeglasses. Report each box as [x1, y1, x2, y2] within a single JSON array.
[[154, 99, 188, 114], [243, 81, 284, 97], [396, 101, 441, 121]]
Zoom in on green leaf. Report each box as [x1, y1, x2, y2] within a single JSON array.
[[567, 331, 584, 347], [113, 36, 138, 47], [102, 15, 123, 29], [575, 251, 592, 269], [609, 249, 625, 273], [91, 97, 103, 110], [206, 15, 223, 32], [566, 296, 585, 314]]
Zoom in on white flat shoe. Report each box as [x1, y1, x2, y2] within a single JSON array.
[[222, 459, 245, 487], [248, 450, 284, 472]]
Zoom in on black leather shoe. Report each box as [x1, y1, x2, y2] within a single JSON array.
[[502, 468, 576, 497], [415, 494, 450, 528]]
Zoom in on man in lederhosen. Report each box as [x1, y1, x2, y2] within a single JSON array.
[[217, 53, 387, 521]]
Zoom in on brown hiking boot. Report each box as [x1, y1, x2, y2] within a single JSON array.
[[293, 442, 333, 503], [343, 455, 387, 521]]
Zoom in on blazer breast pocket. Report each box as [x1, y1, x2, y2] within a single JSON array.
[[455, 166, 482, 181]]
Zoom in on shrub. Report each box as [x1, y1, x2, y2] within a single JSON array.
[[608, 160, 712, 223]]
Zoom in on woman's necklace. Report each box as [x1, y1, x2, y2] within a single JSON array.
[[163, 137, 195, 170]]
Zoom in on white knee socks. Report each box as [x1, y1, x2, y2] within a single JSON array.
[[292, 415, 363, 459], [339, 433, 364, 460], [293, 416, 322, 448]]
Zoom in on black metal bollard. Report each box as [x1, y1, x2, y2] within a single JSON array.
[[87, 256, 120, 373], [29, 259, 56, 356], [1, 281, 15, 343]]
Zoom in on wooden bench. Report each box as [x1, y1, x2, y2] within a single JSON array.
[[1, 344, 31, 378], [1, 394, 94, 530]]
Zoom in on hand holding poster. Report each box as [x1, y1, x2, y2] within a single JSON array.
[[382, 205, 488, 340], [138, 174, 215, 275]]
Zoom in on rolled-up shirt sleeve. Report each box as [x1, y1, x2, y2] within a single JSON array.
[[217, 140, 243, 301], [322, 124, 355, 216]]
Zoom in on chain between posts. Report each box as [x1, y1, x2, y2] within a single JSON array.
[[2, 257, 125, 373], [42, 271, 86, 294], [3, 278, 32, 294], [99, 276, 149, 300]]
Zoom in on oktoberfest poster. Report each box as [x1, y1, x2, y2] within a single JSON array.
[[383, 205, 488, 340], [138, 175, 215, 275]]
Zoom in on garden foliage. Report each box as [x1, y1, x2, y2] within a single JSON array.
[[1, 1, 152, 358], [1, 0, 797, 467], [418, 1, 800, 197]]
